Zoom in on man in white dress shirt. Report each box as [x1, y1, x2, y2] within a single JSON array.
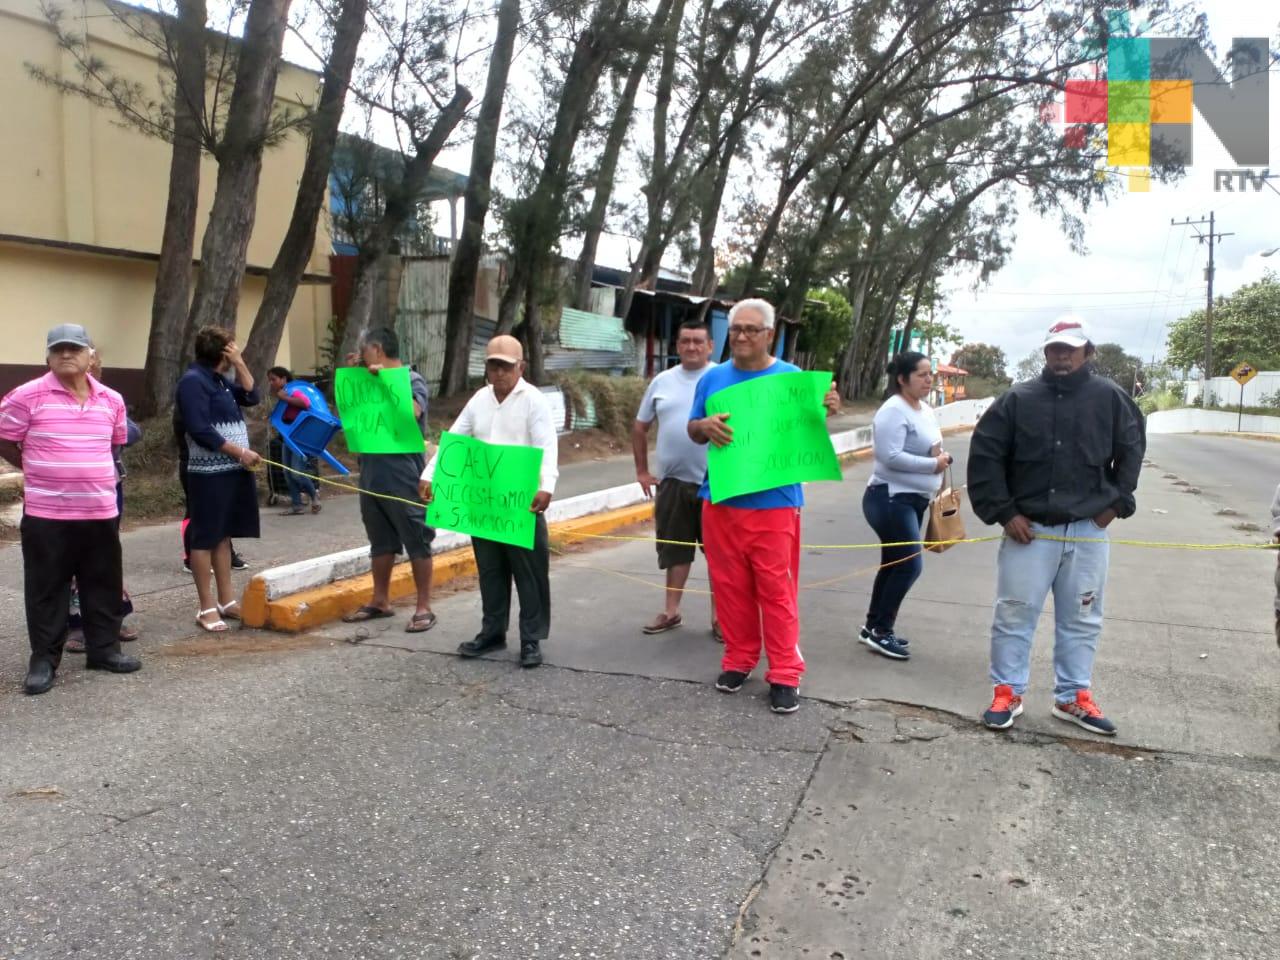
[[420, 335, 559, 668]]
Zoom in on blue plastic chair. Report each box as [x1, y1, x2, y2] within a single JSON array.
[[269, 381, 350, 476]]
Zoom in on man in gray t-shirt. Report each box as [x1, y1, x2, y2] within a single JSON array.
[[341, 327, 437, 634], [632, 320, 716, 636]]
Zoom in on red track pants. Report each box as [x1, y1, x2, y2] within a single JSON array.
[[702, 502, 805, 687]]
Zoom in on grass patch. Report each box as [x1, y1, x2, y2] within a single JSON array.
[[553, 372, 649, 443]]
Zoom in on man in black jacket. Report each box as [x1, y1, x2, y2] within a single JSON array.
[[968, 319, 1145, 736]]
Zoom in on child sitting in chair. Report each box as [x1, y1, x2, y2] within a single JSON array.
[[267, 366, 322, 516]]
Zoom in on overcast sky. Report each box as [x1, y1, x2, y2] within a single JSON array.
[[939, 0, 1279, 370]]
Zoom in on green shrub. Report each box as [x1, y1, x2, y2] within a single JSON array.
[[1137, 387, 1182, 415], [553, 371, 648, 442]]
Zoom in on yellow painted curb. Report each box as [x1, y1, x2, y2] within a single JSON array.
[[248, 503, 658, 633], [257, 548, 478, 633], [240, 577, 269, 627], [550, 502, 654, 546]]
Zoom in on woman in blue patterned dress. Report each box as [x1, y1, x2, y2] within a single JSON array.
[[174, 327, 262, 632]]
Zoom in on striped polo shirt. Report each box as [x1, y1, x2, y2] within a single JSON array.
[[0, 371, 127, 520]]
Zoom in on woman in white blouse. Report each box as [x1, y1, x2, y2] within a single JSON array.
[[859, 352, 951, 661]]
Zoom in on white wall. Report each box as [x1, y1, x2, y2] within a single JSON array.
[[1147, 409, 1280, 434], [1185, 372, 1280, 408], [934, 398, 994, 429]]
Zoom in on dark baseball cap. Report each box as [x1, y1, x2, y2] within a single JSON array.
[[47, 324, 93, 350]]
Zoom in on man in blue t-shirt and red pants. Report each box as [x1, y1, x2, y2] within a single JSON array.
[[688, 298, 841, 715]]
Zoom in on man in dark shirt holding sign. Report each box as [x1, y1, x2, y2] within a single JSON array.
[[688, 299, 840, 715], [337, 327, 437, 634]]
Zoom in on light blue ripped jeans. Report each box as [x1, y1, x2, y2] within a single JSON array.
[[989, 519, 1110, 702]]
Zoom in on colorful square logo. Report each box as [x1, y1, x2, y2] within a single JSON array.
[[1055, 10, 1270, 191]]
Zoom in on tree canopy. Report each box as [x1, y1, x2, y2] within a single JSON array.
[[1166, 272, 1280, 377], [951, 343, 1009, 383]]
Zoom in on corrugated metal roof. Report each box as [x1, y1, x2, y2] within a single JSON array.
[[467, 318, 632, 377], [544, 349, 629, 371], [540, 387, 597, 434], [396, 259, 450, 394], [559, 308, 628, 351]]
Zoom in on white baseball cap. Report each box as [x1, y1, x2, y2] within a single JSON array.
[[1042, 318, 1090, 349]]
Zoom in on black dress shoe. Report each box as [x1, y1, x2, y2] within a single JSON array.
[[519, 643, 543, 669], [85, 651, 142, 674], [23, 661, 56, 695], [457, 636, 506, 658]]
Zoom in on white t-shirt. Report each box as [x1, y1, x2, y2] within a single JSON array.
[[636, 362, 716, 484], [868, 394, 943, 497]]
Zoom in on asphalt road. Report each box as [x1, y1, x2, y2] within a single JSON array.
[[3, 431, 1279, 959], [1145, 433, 1279, 527]]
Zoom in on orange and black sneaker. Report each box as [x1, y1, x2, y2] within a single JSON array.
[[982, 684, 1023, 730], [1051, 689, 1116, 736]]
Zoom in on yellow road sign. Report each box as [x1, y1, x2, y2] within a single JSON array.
[[1230, 362, 1258, 387]]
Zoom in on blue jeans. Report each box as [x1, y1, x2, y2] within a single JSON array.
[[283, 444, 318, 507], [861, 484, 930, 633], [989, 519, 1110, 701]]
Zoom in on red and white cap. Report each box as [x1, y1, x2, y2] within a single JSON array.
[[1042, 317, 1091, 348]]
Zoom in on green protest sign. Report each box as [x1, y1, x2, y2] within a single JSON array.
[[334, 366, 424, 454], [704, 370, 841, 503], [426, 432, 544, 549]]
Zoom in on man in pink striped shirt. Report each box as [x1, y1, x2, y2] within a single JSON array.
[[0, 324, 143, 694]]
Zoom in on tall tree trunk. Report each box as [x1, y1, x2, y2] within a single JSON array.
[[495, 0, 630, 334], [568, 0, 668, 312], [616, 0, 703, 323], [836, 264, 872, 398], [689, 143, 733, 295], [137, 0, 206, 418], [688, 0, 783, 296], [518, 280, 545, 383], [338, 85, 473, 359], [242, 0, 367, 387], [185, 0, 292, 355], [441, 0, 519, 397]]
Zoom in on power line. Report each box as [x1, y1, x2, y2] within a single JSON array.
[[974, 287, 1204, 297], [1172, 213, 1233, 386], [1138, 221, 1174, 361]]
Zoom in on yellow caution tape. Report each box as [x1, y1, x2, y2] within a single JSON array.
[[260, 456, 1280, 554]]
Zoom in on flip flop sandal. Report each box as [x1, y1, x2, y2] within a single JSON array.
[[217, 601, 242, 621], [642, 613, 683, 635], [342, 605, 395, 623], [405, 611, 438, 633]]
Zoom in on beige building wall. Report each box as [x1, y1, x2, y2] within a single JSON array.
[[0, 0, 331, 397]]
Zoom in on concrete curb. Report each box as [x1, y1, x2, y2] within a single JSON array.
[[245, 501, 657, 632]]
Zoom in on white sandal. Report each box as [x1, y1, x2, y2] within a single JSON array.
[[196, 608, 228, 632], [217, 601, 242, 621]]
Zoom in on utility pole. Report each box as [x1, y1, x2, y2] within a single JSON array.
[[1172, 213, 1232, 404]]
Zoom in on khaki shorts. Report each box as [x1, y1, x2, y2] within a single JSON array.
[[654, 478, 704, 569]]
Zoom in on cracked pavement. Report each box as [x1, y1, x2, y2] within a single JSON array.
[[3, 434, 1280, 958]]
